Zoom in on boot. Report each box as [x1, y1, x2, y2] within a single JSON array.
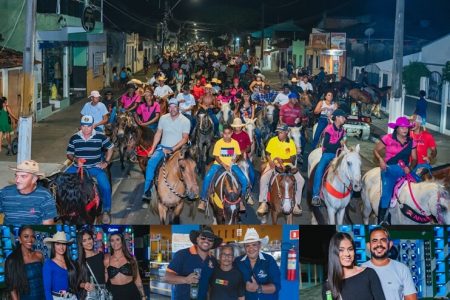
[[257, 202, 268, 215], [198, 201, 206, 212], [247, 195, 255, 205], [239, 201, 246, 213], [378, 208, 388, 224]]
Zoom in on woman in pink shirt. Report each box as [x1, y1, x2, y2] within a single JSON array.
[[120, 85, 141, 112], [134, 91, 160, 131]]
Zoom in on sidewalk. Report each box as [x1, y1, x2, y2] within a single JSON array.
[[370, 116, 449, 166], [0, 87, 124, 188]]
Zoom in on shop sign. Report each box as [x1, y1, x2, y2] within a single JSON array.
[[82, 6, 95, 32], [93, 52, 104, 77], [330, 32, 346, 50], [290, 230, 299, 240], [309, 33, 329, 49]]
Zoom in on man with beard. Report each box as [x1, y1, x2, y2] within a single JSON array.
[[165, 226, 222, 300], [362, 227, 417, 300]]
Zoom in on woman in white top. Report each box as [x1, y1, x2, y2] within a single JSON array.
[[311, 91, 338, 148]]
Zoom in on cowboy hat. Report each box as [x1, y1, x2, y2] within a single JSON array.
[[189, 226, 222, 249], [255, 73, 265, 80], [204, 83, 213, 89], [388, 116, 414, 129], [128, 79, 143, 86], [211, 78, 218, 83], [157, 75, 168, 81], [290, 77, 298, 82], [238, 228, 269, 245], [9, 160, 45, 177], [231, 118, 245, 128], [44, 231, 74, 244]]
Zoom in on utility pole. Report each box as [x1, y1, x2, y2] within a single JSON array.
[[260, 2, 264, 68], [18, 0, 36, 163], [388, 0, 405, 132], [161, 0, 169, 55]]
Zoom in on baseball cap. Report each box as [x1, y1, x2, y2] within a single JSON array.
[[80, 115, 94, 126], [168, 98, 178, 106]]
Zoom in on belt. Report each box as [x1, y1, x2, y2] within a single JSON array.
[[51, 291, 73, 298]]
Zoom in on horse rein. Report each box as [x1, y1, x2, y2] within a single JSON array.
[[161, 153, 188, 198]]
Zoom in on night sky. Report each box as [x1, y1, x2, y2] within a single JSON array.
[[103, 0, 450, 39]]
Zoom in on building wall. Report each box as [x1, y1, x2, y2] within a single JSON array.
[[292, 40, 305, 67], [87, 33, 106, 92]]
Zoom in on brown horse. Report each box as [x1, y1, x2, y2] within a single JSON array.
[[267, 161, 297, 225], [348, 88, 380, 117], [421, 163, 450, 189], [134, 126, 155, 175], [152, 146, 199, 224], [209, 170, 242, 224], [115, 111, 137, 170]]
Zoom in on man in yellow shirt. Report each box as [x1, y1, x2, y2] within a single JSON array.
[[256, 124, 304, 215], [198, 125, 249, 211]]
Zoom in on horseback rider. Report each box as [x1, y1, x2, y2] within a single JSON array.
[[134, 90, 160, 131], [154, 75, 175, 103], [272, 84, 291, 131], [280, 92, 306, 153], [256, 124, 304, 215], [81, 91, 109, 133], [103, 90, 117, 125], [299, 75, 313, 93], [142, 99, 190, 201], [119, 84, 140, 112], [311, 90, 338, 149], [231, 118, 255, 187], [199, 84, 220, 137], [373, 116, 417, 224], [311, 109, 348, 207], [66, 115, 114, 224], [198, 125, 249, 212], [176, 84, 197, 135]]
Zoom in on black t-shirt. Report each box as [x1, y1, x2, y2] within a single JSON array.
[[209, 267, 245, 300], [86, 252, 106, 284], [103, 98, 116, 111], [323, 268, 386, 300]]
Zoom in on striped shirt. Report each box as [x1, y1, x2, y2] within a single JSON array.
[[67, 130, 113, 168], [0, 185, 57, 224]]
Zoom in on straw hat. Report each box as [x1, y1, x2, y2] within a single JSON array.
[[238, 228, 269, 245], [9, 160, 45, 177], [290, 77, 298, 83], [211, 78, 218, 83], [44, 231, 74, 244], [231, 118, 245, 128], [157, 75, 168, 81], [204, 83, 213, 89]]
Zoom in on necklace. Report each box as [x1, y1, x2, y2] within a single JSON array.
[[113, 254, 124, 262]]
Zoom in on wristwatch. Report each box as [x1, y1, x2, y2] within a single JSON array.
[[257, 284, 262, 294]]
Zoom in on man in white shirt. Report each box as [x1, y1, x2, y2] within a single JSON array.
[[272, 85, 291, 130], [80, 90, 109, 132], [154, 76, 174, 102], [176, 85, 196, 134], [299, 75, 313, 93], [362, 227, 417, 300]]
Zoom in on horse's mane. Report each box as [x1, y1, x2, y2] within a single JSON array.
[[331, 147, 356, 172], [139, 126, 154, 141]]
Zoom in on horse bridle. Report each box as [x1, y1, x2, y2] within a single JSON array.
[[198, 114, 213, 135], [161, 154, 188, 198], [273, 173, 295, 214]]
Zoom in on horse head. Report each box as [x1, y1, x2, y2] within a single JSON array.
[[116, 112, 133, 138], [244, 118, 256, 140], [265, 104, 275, 123], [337, 144, 362, 191], [277, 172, 296, 215], [425, 182, 450, 224], [289, 127, 302, 154], [197, 112, 213, 132], [220, 102, 232, 124], [220, 173, 241, 224], [178, 146, 199, 200]]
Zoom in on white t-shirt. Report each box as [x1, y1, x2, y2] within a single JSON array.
[[158, 113, 190, 147], [299, 81, 313, 92], [154, 85, 174, 98], [81, 102, 108, 130], [273, 92, 290, 106], [361, 259, 417, 300], [176, 93, 196, 115]]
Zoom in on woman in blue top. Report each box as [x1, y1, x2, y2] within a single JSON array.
[[5, 226, 45, 300], [43, 232, 78, 300]]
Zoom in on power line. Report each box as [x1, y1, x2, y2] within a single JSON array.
[[0, 0, 26, 54], [103, 0, 159, 28], [103, 14, 124, 32]]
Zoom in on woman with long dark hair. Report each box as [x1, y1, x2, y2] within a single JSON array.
[[43, 232, 78, 300], [105, 232, 146, 299], [325, 232, 385, 300], [312, 90, 337, 149], [77, 230, 106, 299], [5, 226, 44, 300]]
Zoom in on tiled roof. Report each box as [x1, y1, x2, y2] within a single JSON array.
[[0, 47, 41, 69]]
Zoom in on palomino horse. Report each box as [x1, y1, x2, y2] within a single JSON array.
[[40, 170, 102, 224], [361, 168, 450, 225], [152, 146, 199, 224], [244, 118, 257, 161], [266, 160, 297, 225], [193, 112, 214, 177], [308, 145, 362, 224], [116, 111, 137, 170], [289, 127, 302, 165], [134, 126, 155, 175], [208, 169, 242, 224], [219, 102, 233, 127]]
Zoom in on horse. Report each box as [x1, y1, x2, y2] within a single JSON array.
[[265, 104, 275, 124], [307, 145, 362, 225], [151, 146, 199, 224], [421, 163, 450, 188], [219, 102, 233, 127], [255, 107, 272, 158], [193, 112, 214, 177], [116, 111, 137, 170], [289, 127, 303, 165], [134, 126, 155, 175], [244, 118, 257, 161], [361, 168, 450, 225], [266, 161, 297, 225], [39, 170, 102, 224], [208, 169, 242, 225], [347, 88, 380, 117]]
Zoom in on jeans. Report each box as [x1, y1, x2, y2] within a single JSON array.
[[207, 108, 219, 136], [312, 117, 328, 149], [200, 164, 248, 200], [144, 145, 172, 192], [182, 113, 196, 135], [312, 152, 336, 197], [108, 107, 117, 124], [247, 159, 256, 186], [66, 166, 112, 212], [148, 123, 158, 131], [380, 164, 406, 209]]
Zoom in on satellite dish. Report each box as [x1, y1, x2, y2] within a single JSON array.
[[364, 27, 375, 37]]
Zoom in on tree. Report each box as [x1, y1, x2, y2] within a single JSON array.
[[442, 61, 450, 82], [402, 62, 430, 95]]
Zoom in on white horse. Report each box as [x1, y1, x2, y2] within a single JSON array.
[[265, 104, 275, 124], [219, 102, 233, 126], [244, 118, 257, 162], [289, 127, 302, 165], [308, 144, 362, 224], [361, 168, 450, 224]]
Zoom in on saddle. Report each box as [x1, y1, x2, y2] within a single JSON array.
[[209, 168, 241, 208], [310, 163, 351, 200]]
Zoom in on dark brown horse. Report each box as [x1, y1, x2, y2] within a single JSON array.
[[209, 169, 242, 224], [115, 112, 137, 170], [151, 146, 199, 224]]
